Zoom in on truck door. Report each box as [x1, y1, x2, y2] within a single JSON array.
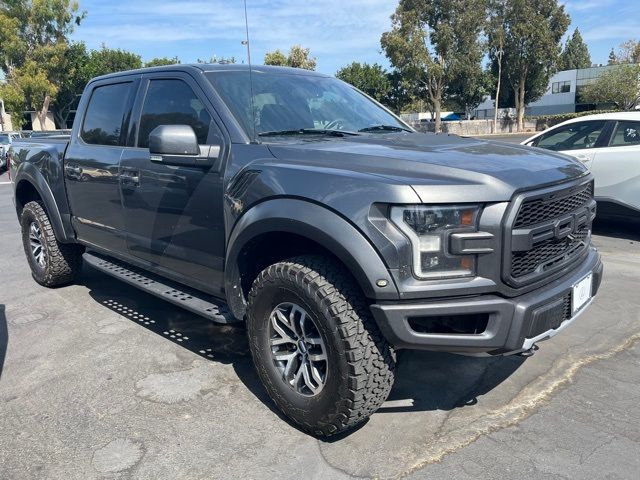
[[64, 79, 138, 252], [119, 74, 226, 296]]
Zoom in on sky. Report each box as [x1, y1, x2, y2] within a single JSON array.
[[71, 0, 640, 75]]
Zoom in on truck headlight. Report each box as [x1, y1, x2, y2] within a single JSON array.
[[390, 205, 480, 279]]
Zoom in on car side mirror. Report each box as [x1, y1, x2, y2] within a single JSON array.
[[149, 124, 199, 156], [148, 125, 220, 168]]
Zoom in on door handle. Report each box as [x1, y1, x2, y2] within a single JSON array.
[[120, 171, 140, 187], [64, 164, 83, 179]]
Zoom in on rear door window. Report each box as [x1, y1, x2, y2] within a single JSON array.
[[81, 82, 133, 146], [137, 79, 211, 148], [609, 121, 640, 147]]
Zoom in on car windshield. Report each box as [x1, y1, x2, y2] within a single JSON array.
[[0, 134, 10, 145], [206, 70, 408, 139]]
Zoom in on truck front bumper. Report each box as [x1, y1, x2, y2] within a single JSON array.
[[370, 248, 603, 355]]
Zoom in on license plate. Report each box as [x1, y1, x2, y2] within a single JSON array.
[[572, 273, 593, 314]]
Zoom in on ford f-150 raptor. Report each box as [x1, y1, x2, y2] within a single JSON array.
[[9, 64, 602, 436]]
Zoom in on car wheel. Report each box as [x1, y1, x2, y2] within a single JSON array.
[[20, 201, 83, 287], [247, 255, 396, 436]]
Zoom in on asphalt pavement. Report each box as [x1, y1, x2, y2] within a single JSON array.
[[1, 166, 639, 479]]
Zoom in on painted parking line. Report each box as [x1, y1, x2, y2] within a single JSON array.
[[0, 181, 12, 185]]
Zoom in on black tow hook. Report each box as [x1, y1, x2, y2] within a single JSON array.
[[518, 344, 540, 357]]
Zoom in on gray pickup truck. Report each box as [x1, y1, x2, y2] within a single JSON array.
[[10, 64, 602, 436]]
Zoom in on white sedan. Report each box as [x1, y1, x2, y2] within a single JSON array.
[[523, 112, 640, 219]]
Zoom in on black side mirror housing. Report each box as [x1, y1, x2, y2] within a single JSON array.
[[149, 124, 199, 156]]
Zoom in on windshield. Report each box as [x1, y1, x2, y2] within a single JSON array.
[[0, 134, 10, 145], [206, 71, 407, 139]]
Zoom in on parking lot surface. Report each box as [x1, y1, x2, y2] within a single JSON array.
[[1, 169, 639, 479]]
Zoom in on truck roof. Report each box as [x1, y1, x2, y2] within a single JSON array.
[[90, 63, 330, 83]]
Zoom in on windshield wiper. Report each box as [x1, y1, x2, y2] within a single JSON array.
[[358, 125, 412, 133], [258, 128, 359, 137]]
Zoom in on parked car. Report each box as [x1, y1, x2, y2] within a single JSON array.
[[522, 112, 640, 219], [0, 131, 22, 172], [10, 64, 602, 436]]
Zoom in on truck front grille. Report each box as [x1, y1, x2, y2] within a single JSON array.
[[511, 225, 590, 278], [505, 180, 595, 288], [514, 183, 593, 228]]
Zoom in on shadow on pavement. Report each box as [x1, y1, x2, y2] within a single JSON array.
[[80, 265, 526, 438], [0, 304, 7, 380], [593, 218, 640, 242], [382, 349, 524, 413]]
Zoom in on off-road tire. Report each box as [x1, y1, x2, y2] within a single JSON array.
[[20, 201, 83, 287], [246, 255, 396, 436]]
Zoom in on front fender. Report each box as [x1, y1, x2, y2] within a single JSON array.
[[224, 198, 399, 319]]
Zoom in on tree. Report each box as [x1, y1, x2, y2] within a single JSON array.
[[197, 55, 236, 64], [611, 39, 640, 65], [381, 0, 486, 132], [145, 56, 180, 67], [83, 45, 142, 79], [0, 0, 85, 129], [581, 64, 640, 110], [51, 41, 89, 127], [335, 62, 391, 103], [486, 0, 507, 132], [558, 28, 591, 71], [500, 0, 570, 131], [264, 45, 316, 70], [0, 60, 58, 129]]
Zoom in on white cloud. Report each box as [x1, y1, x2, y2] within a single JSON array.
[[74, 0, 396, 72]]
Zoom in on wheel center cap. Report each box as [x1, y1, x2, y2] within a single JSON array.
[[298, 340, 307, 354]]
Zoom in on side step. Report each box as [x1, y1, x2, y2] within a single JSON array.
[[83, 252, 237, 324]]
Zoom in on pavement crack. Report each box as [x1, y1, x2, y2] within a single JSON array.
[[397, 331, 640, 478]]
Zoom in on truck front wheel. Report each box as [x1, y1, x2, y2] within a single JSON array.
[[246, 255, 396, 436], [20, 201, 83, 287]]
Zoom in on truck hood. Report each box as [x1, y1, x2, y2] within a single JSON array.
[[267, 132, 588, 203]]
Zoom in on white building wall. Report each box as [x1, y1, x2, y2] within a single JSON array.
[[526, 69, 578, 116]]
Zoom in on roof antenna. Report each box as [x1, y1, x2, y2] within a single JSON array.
[[242, 0, 257, 143]]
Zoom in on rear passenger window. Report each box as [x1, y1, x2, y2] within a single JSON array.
[[81, 82, 132, 146], [137, 79, 211, 148], [610, 121, 640, 147]]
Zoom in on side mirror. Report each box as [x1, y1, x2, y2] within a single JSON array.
[[149, 124, 199, 156], [148, 124, 220, 168]]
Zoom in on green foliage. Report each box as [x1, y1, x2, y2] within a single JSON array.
[[581, 64, 640, 110], [264, 45, 316, 70], [335, 62, 391, 103], [527, 109, 618, 128], [558, 28, 591, 71], [196, 55, 236, 64], [83, 45, 142, 79], [608, 39, 640, 65], [0, 0, 84, 128], [499, 0, 570, 129], [380, 0, 486, 131], [144, 56, 180, 67], [527, 110, 619, 126]]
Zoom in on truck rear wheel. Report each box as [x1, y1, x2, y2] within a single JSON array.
[[20, 201, 83, 287], [246, 255, 396, 436]]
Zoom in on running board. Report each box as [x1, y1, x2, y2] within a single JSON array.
[[83, 252, 237, 324]]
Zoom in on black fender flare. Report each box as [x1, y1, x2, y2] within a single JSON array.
[[13, 164, 74, 243], [224, 198, 399, 319]]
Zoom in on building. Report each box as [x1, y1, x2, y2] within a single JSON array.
[[474, 64, 634, 119]]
